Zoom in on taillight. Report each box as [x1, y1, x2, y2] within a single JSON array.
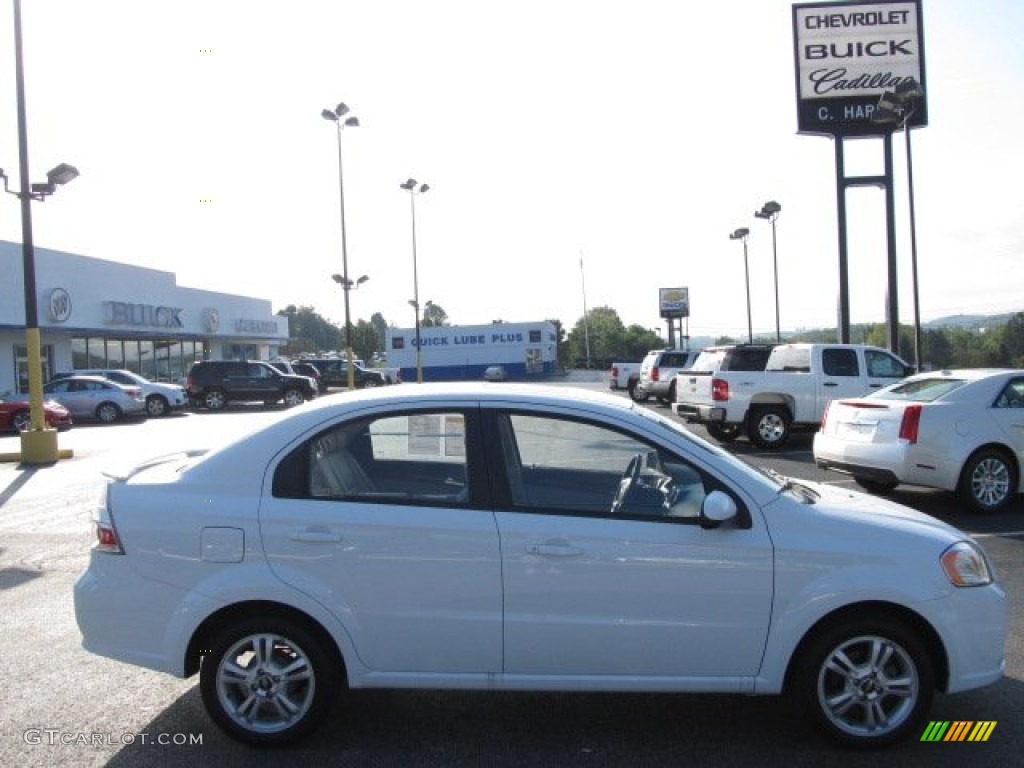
[[821, 399, 831, 429], [651, 367, 660, 382], [611, 366, 619, 378], [186, 374, 195, 391], [94, 519, 123, 554], [711, 377, 729, 401], [899, 404, 922, 444]]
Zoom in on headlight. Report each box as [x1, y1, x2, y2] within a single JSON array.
[[940, 541, 994, 587]]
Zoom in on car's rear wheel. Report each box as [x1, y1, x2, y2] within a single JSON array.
[[854, 477, 899, 495], [200, 616, 340, 747], [283, 388, 305, 407], [204, 389, 227, 411], [706, 423, 742, 443], [791, 616, 933, 748], [958, 448, 1017, 513], [96, 402, 121, 424], [747, 406, 791, 448], [146, 395, 169, 417], [12, 409, 31, 432], [629, 385, 649, 403]]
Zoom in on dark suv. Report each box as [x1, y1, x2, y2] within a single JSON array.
[[298, 358, 387, 391], [186, 361, 317, 411]]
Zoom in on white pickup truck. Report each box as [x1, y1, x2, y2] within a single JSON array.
[[674, 343, 912, 448], [608, 362, 642, 392]]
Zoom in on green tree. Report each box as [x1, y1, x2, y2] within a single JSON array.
[[351, 320, 380, 363], [370, 312, 388, 355], [277, 305, 341, 356], [423, 302, 449, 327]]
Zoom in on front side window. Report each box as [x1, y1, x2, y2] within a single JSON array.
[[865, 349, 910, 378], [497, 412, 709, 521]]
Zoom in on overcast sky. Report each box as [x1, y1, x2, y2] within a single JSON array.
[[1, 0, 1021, 341]]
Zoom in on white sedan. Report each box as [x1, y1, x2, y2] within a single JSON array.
[[814, 369, 1024, 513], [74, 383, 1005, 748]]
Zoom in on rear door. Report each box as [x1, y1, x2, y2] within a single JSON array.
[[260, 405, 502, 676]]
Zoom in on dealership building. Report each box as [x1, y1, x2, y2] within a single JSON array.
[[0, 241, 289, 394], [385, 321, 559, 381]]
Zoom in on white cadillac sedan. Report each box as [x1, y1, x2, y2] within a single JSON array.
[[814, 369, 1024, 513], [74, 384, 1006, 749]]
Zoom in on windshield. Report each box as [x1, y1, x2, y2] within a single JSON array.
[[869, 376, 967, 403], [635, 407, 779, 491]]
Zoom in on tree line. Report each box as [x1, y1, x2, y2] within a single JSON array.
[[277, 303, 1024, 371]]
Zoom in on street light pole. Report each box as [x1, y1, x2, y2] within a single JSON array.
[[3, 0, 77, 463], [400, 178, 429, 382], [322, 102, 360, 390], [874, 79, 925, 371], [730, 228, 752, 344], [754, 201, 782, 342]]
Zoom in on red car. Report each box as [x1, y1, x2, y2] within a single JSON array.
[[0, 397, 73, 433]]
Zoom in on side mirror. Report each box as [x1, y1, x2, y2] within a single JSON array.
[[700, 490, 738, 529]]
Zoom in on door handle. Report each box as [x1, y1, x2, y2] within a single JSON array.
[[289, 528, 343, 543], [527, 543, 583, 557], [823, 382, 838, 387]]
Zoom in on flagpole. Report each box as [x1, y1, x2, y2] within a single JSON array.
[[579, 252, 592, 370]]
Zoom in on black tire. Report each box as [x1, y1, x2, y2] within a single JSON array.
[[629, 384, 649, 403], [957, 448, 1017, 513], [747, 406, 791, 449], [790, 615, 933, 749], [204, 389, 228, 411], [362, 378, 381, 389], [706, 423, 742, 443], [854, 477, 898, 495], [12, 409, 30, 432], [95, 402, 121, 424], [146, 395, 169, 417], [199, 615, 340, 747], [283, 388, 305, 407]]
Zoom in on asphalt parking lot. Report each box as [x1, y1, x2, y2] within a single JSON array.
[[1, 379, 1021, 767]]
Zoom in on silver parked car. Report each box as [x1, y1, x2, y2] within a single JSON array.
[[32, 374, 147, 423], [52, 369, 188, 417]]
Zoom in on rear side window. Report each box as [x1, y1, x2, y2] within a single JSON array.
[[723, 347, 773, 371], [875, 377, 966, 402], [822, 349, 859, 377], [766, 347, 811, 373]]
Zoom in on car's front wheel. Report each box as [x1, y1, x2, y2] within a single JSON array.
[[95, 402, 121, 424], [362, 378, 381, 388], [958, 448, 1017, 513], [199, 616, 340, 747], [791, 616, 933, 748], [146, 395, 169, 417]]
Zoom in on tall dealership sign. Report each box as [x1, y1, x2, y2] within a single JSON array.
[[792, 0, 926, 349], [793, 0, 926, 136]]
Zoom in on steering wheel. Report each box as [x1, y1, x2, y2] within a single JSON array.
[[611, 453, 644, 514]]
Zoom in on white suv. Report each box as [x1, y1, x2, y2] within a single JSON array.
[[54, 369, 188, 417]]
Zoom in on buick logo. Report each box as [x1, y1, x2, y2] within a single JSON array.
[[202, 307, 220, 333], [47, 288, 72, 323]]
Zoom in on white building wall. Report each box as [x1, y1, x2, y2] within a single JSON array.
[[0, 241, 288, 392]]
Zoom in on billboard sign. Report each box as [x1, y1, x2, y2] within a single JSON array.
[[659, 287, 689, 319], [793, 0, 926, 136]]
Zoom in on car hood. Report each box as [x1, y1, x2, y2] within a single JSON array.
[[767, 477, 968, 547]]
